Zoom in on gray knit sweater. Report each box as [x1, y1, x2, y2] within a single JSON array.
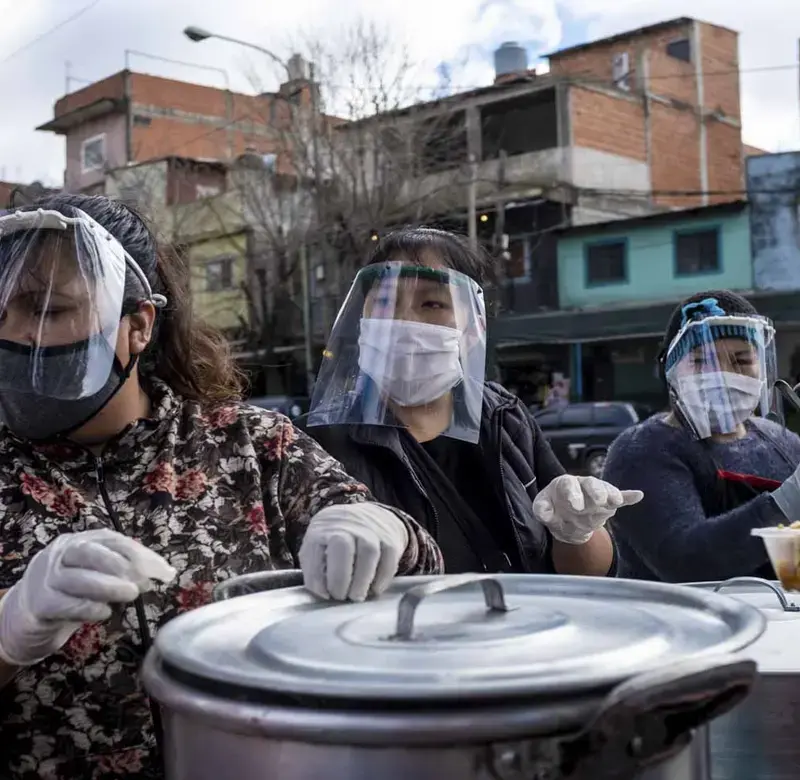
[[604, 414, 800, 582]]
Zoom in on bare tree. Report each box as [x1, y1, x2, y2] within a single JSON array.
[[235, 21, 474, 303], [105, 23, 482, 393]]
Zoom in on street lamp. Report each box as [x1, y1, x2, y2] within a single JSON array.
[[182, 26, 290, 75], [183, 26, 212, 43], [182, 24, 319, 398]]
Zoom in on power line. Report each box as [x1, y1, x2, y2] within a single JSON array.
[[396, 62, 800, 95], [0, 0, 104, 66]]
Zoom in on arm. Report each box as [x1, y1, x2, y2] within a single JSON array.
[[530, 415, 616, 576], [270, 418, 443, 575], [604, 434, 783, 582], [551, 529, 615, 576]]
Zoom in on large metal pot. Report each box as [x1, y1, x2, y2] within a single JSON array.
[[689, 577, 800, 779], [143, 573, 765, 780]]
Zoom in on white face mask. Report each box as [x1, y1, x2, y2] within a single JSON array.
[[357, 318, 464, 407], [676, 370, 764, 437]]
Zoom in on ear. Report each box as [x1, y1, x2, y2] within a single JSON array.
[[127, 302, 156, 356]]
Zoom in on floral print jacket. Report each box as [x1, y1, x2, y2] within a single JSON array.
[[0, 380, 443, 779]]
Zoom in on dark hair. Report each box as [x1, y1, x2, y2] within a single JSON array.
[[657, 289, 759, 383], [367, 227, 494, 285], [13, 193, 245, 403]]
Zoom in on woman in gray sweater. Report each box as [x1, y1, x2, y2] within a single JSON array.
[[605, 290, 800, 583]]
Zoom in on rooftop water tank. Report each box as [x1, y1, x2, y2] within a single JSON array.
[[494, 42, 528, 78]]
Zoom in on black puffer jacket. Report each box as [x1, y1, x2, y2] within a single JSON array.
[[297, 382, 566, 572]]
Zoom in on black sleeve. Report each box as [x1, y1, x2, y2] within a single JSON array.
[[526, 409, 567, 488]]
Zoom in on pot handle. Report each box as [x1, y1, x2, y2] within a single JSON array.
[[713, 576, 800, 612], [392, 574, 512, 641], [486, 655, 756, 780]]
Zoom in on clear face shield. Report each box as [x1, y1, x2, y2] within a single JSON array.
[[664, 311, 781, 440], [0, 208, 166, 437], [307, 262, 487, 443]]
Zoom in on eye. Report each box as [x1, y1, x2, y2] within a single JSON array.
[[33, 307, 70, 319]]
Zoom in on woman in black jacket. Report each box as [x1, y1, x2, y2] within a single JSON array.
[[301, 227, 642, 575]]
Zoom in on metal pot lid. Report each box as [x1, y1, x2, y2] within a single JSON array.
[[154, 574, 765, 702], [688, 577, 800, 673]]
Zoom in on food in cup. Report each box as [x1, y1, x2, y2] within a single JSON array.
[[752, 525, 800, 591]]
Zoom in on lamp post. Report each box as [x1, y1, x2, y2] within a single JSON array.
[[183, 25, 318, 398]]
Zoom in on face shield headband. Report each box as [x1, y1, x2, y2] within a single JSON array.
[[308, 262, 487, 443], [664, 302, 775, 438], [0, 208, 167, 311], [0, 208, 169, 440]]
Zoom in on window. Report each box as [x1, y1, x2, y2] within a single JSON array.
[[132, 114, 152, 127], [611, 51, 630, 91], [674, 228, 720, 275], [560, 406, 593, 428], [206, 257, 235, 292], [666, 38, 692, 63], [585, 241, 626, 285], [505, 237, 529, 280], [81, 134, 106, 173]]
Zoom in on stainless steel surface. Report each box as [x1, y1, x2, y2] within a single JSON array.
[[144, 649, 753, 779], [712, 577, 800, 613], [689, 577, 800, 780], [146, 573, 767, 780], [392, 574, 512, 640], [157, 573, 764, 702], [159, 716, 701, 780]]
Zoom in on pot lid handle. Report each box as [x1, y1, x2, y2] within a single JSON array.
[[713, 577, 800, 612], [391, 574, 513, 642]]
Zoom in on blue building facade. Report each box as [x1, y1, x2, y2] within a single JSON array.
[[492, 195, 800, 407], [557, 202, 752, 309]]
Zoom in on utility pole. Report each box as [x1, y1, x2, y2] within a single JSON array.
[[299, 242, 314, 397], [467, 153, 478, 249], [183, 26, 319, 397], [301, 60, 323, 398]]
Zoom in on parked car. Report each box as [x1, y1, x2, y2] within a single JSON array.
[[247, 395, 308, 420], [532, 401, 650, 477]]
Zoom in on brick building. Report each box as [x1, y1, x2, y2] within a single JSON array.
[[548, 17, 744, 209], [37, 67, 313, 193]]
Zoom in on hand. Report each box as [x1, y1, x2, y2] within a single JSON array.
[[0, 529, 176, 667], [533, 475, 644, 546], [299, 502, 409, 602]]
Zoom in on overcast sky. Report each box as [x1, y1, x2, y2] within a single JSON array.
[[1, 0, 799, 186]]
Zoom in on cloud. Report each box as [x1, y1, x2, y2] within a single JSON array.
[[0, 0, 797, 184]]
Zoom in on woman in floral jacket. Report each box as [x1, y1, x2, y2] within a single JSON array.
[[0, 194, 443, 779]]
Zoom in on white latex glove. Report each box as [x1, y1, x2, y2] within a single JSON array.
[[533, 475, 644, 545], [772, 463, 800, 521], [0, 529, 176, 667], [299, 503, 409, 602]]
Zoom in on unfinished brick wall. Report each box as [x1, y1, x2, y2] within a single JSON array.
[[706, 120, 744, 201], [54, 72, 126, 116], [569, 86, 646, 161], [552, 19, 742, 209], [649, 102, 701, 208], [549, 20, 697, 104], [124, 71, 286, 163], [698, 24, 740, 119], [130, 116, 278, 163]]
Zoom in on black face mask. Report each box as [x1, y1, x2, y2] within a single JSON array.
[[0, 335, 137, 442]]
